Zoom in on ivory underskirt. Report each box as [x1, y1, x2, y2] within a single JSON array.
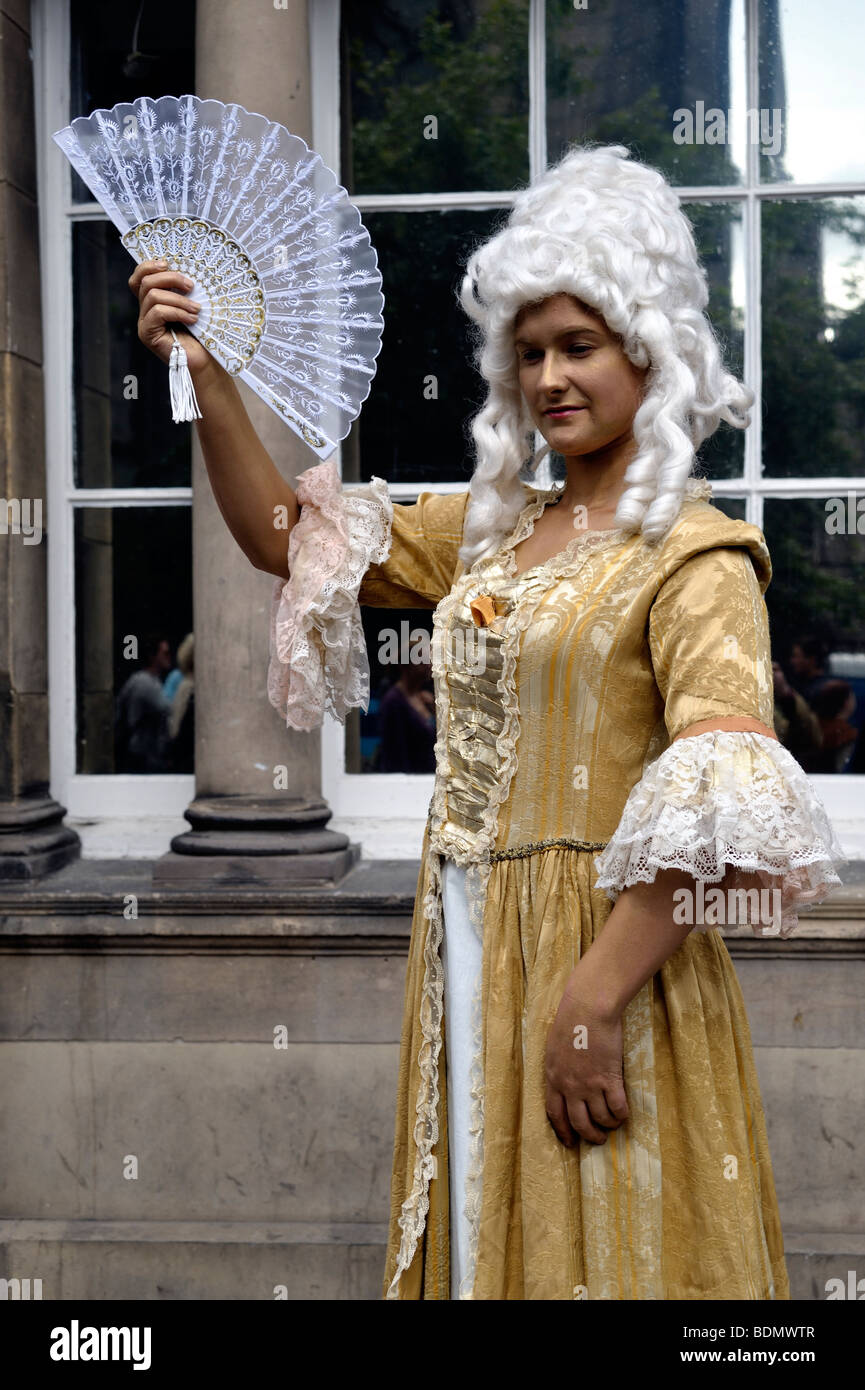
[[440, 856, 482, 1300]]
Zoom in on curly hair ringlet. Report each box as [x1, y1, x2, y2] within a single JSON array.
[[456, 143, 753, 570]]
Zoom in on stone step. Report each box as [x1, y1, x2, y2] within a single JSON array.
[[784, 1232, 865, 1302], [2, 1222, 862, 1300], [0, 1220, 387, 1300]]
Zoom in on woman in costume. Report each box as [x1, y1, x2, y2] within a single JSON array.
[[130, 144, 845, 1300]]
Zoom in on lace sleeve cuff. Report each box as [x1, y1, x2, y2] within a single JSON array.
[[593, 731, 846, 937], [267, 458, 393, 731]]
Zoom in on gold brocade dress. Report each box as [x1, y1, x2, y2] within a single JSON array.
[[270, 471, 845, 1301]]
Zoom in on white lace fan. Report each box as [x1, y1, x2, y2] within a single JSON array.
[[52, 94, 384, 456]]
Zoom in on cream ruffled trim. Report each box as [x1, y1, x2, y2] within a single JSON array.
[[428, 488, 624, 865], [593, 731, 846, 937], [384, 849, 446, 1299], [268, 458, 392, 732]]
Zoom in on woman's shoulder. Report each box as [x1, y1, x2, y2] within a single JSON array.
[[399, 486, 472, 532], [655, 485, 772, 592]]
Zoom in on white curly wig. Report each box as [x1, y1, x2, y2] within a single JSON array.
[[457, 144, 753, 568]]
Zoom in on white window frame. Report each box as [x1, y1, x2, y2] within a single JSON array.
[[33, 0, 194, 847], [28, 0, 865, 858], [316, 0, 865, 856]]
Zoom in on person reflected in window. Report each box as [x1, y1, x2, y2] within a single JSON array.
[[810, 679, 858, 773], [114, 633, 172, 773], [788, 635, 833, 705], [772, 660, 823, 770], [847, 720, 865, 774], [378, 660, 436, 773], [167, 632, 195, 773], [163, 657, 184, 703]]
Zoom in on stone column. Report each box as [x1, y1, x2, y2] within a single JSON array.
[[0, 0, 79, 879], [155, 0, 357, 883]]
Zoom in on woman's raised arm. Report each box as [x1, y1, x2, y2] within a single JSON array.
[[129, 258, 299, 579]]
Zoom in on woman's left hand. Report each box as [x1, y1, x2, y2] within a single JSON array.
[[544, 978, 629, 1148]]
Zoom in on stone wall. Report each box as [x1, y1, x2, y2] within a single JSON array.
[[0, 858, 863, 1300], [0, 0, 862, 1305]]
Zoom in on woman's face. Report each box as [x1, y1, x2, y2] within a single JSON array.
[[514, 293, 647, 461]]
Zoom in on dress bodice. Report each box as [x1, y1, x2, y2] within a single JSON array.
[[425, 485, 774, 866], [427, 488, 632, 863]]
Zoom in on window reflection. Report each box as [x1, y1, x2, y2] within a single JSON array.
[[687, 202, 746, 478], [764, 498, 865, 774], [340, 0, 530, 195], [762, 198, 865, 478], [546, 0, 747, 186], [357, 210, 505, 487], [713, 496, 747, 521], [74, 507, 193, 774], [70, 0, 195, 203], [349, 609, 437, 774], [72, 223, 191, 489], [759, 0, 865, 185]]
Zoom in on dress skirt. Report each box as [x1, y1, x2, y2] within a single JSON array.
[[382, 825, 792, 1300], [271, 470, 837, 1301]]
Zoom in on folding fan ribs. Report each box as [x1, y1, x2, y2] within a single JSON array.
[[52, 93, 385, 454]]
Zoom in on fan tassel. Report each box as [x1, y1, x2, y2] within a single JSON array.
[[168, 329, 203, 423]]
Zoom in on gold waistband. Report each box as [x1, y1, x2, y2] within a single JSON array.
[[489, 836, 607, 860], [424, 808, 606, 863]]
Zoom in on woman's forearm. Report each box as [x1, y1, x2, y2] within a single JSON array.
[[567, 868, 699, 1020], [571, 722, 782, 1020], [192, 357, 299, 578]]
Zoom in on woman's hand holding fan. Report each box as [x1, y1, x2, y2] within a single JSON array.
[[129, 258, 214, 377], [128, 249, 302, 579]]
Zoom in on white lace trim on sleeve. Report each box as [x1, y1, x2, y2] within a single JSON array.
[[593, 730, 846, 937], [267, 457, 392, 731]]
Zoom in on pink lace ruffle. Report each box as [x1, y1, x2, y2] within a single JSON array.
[[267, 457, 392, 731]]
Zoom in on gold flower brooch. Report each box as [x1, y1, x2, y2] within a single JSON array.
[[469, 593, 508, 628]]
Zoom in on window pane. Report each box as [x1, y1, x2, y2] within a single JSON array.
[[70, 0, 195, 203], [74, 507, 193, 774], [546, 0, 746, 187], [687, 201, 746, 478], [347, 609, 436, 775], [72, 222, 191, 489], [340, 0, 529, 195], [764, 498, 865, 774], [759, 0, 865, 185], [353, 209, 505, 487], [713, 495, 746, 521], [762, 197, 865, 478]]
